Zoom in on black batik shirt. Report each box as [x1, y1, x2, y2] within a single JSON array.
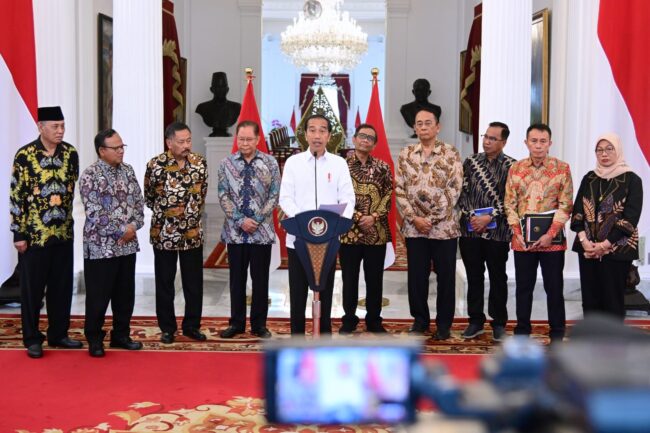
[[458, 152, 515, 241], [10, 138, 79, 247]]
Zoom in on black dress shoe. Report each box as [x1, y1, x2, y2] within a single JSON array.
[[338, 324, 357, 335], [367, 325, 388, 334], [433, 328, 451, 340], [49, 337, 83, 349], [27, 343, 43, 359], [110, 336, 143, 350], [183, 328, 207, 341], [251, 327, 272, 339], [88, 342, 105, 357], [160, 332, 175, 344], [219, 326, 244, 339], [407, 325, 427, 335]]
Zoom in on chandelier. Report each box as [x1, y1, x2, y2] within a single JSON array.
[[281, 0, 368, 79]]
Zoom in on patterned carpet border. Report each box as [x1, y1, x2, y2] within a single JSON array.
[[2, 314, 648, 354]]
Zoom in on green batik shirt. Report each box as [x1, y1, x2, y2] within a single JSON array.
[[10, 137, 79, 247]]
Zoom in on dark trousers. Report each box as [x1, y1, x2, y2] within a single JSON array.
[[19, 241, 74, 347], [459, 237, 509, 327], [339, 243, 386, 329], [83, 254, 136, 343], [405, 237, 458, 331], [287, 247, 335, 334], [578, 255, 630, 319], [226, 243, 272, 330], [514, 251, 565, 339], [154, 246, 203, 333]]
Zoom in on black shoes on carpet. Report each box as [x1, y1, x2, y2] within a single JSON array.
[[183, 328, 207, 341], [339, 324, 388, 335], [89, 342, 105, 357], [219, 326, 244, 338], [219, 326, 272, 339], [160, 332, 175, 344], [27, 343, 43, 359], [251, 327, 272, 339], [49, 337, 83, 349], [110, 336, 143, 350]]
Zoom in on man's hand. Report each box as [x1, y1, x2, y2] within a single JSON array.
[[14, 241, 27, 254], [241, 218, 259, 234], [117, 224, 137, 245], [513, 233, 529, 251], [358, 215, 375, 231], [413, 216, 432, 234], [530, 233, 553, 250], [470, 215, 492, 234]]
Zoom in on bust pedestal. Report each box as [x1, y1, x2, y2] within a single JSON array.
[[205, 137, 233, 204]]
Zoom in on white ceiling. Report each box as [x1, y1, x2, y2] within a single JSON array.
[[262, 0, 387, 21]]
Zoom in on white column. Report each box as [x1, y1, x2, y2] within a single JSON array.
[[479, 0, 532, 160], [113, 0, 163, 275], [238, 0, 262, 107], [33, 0, 86, 283], [385, 0, 410, 141]]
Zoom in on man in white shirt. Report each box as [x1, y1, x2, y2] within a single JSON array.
[[279, 114, 355, 334]]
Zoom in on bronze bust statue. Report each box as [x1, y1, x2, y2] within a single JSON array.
[[195, 72, 241, 137], [400, 78, 442, 138]]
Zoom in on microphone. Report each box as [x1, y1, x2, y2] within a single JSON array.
[[313, 151, 318, 209]]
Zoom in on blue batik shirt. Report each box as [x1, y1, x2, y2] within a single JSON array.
[[217, 150, 281, 244]]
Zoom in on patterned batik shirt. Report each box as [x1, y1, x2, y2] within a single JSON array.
[[144, 151, 208, 251], [10, 138, 79, 247], [217, 150, 281, 244], [340, 153, 393, 245], [504, 156, 574, 252], [395, 140, 463, 239], [458, 152, 516, 241], [79, 159, 145, 260]]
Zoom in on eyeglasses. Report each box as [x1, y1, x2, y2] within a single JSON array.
[[237, 137, 257, 144], [102, 144, 127, 152], [595, 146, 615, 154], [415, 120, 435, 128], [355, 132, 377, 143], [481, 134, 503, 143]]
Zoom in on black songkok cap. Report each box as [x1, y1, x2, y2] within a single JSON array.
[[37, 106, 64, 121]]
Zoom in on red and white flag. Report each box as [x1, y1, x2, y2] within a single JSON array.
[[0, 0, 38, 282], [592, 0, 649, 241], [354, 106, 361, 129], [365, 74, 396, 268], [231, 77, 282, 271], [289, 106, 296, 132]]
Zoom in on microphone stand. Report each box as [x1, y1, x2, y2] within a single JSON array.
[[312, 151, 320, 338]]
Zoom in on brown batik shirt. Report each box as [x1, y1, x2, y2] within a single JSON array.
[[395, 140, 463, 239], [340, 152, 393, 245], [144, 151, 208, 251]]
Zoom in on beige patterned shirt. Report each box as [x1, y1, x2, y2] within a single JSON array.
[[395, 140, 463, 239]]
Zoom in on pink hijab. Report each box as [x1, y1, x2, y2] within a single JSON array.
[[594, 133, 633, 179]]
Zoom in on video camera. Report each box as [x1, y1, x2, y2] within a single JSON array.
[[264, 316, 650, 432]]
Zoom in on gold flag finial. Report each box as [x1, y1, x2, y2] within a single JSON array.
[[371, 67, 379, 84], [245, 68, 254, 81]]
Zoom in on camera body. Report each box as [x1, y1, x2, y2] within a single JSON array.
[[264, 338, 419, 425]]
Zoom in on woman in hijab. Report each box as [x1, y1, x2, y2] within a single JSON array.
[[570, 133, 643, 318]]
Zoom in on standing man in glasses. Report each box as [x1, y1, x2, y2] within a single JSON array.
[[145, 122, 208, 344], [217, 120, 280, 339], [80, 129, 144, 356], [395, 107, 463, 340], [339, 123, 393, 334], [10, 106, 82, 358], [458, 122, 516, 342]]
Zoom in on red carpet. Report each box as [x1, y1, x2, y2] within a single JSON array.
[[0, 349, 481, 432]]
